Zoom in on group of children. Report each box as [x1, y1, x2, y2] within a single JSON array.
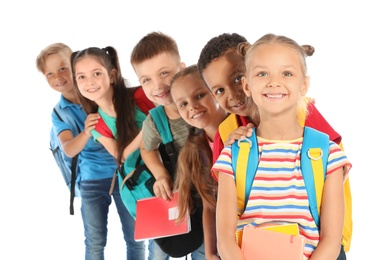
[[37, 31, 351, 260]]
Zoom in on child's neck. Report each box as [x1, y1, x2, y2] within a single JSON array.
[[97, 97, 116, 118], [162, 103, 181, 119], [257, 118, 303, 140], [63, 89, 80, 105], [204, 109, 228, 142]]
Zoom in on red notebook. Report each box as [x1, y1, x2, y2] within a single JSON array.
[[134, 191, 191, 241], [241, 225, 305, 260]]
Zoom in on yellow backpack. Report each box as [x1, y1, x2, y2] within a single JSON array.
[[218, 100, 353, 252]]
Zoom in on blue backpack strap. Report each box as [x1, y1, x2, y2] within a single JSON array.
[[301, 126, 329, 227], [53, 102, 81, 215], [232, 127, 258, 216]]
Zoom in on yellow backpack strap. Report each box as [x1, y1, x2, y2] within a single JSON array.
[[236, 141, 250, 215], [232, 128, 258, 216], [307, 147, 325, 216], [219, 113, 239, 143]]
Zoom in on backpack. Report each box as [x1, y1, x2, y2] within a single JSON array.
[[219, 100, 353, 253], [142, 105, 204, 258], [50, 102, 81, 215], [231, 126, 351, 254], [100, 103, 203, 257]]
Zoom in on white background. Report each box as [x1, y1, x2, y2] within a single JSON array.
[[1, 0, 388, 259]]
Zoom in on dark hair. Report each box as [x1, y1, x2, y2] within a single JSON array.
[[197, 33, 247, 77], [130, 31, 180, 66], [71, 46, 139, 164]]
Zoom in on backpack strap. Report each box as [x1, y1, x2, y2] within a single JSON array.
[[134, 86, 155, 115], [149, 105, 177, 171], [219, 113, 239, 143], [232, 127, 258, 217], [300, 126, 329, 227], [53, 103, 81, 215]]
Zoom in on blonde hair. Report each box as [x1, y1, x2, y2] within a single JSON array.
[[36, 43, 72, 73], [238, 34, 314, 122]]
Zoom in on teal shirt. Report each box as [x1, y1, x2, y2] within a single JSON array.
[[91, 107, 147, 174]]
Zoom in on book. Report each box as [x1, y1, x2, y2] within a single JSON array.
[[134, 191, 191, 241], [241, 224, 305, 260], [261, 222, 299, 236]]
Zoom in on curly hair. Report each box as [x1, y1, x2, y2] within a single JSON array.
[[197, 33, 247, 76]]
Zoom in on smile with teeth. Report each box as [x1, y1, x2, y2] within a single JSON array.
[[155, 91, 169, 98], [192, 111, 205, 119], [228, 100, 245, 109], [87, 88, 100, 93], [265, 94, 285, 98]]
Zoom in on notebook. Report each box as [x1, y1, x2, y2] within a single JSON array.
[[134, 191, 191, 241], [241, 224, 305, 260], [261, 222, 299, 236]]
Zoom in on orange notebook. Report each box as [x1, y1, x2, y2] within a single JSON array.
[[134, 191, 190, 241], [241, 225, 305, 260]]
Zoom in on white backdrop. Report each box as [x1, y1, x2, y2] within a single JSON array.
[[1, 0, 388, 259]]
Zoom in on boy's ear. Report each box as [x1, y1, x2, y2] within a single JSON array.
[[242, 76, 251, 97], [300, 76, 310, 96]]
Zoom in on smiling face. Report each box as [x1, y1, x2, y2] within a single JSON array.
[[201, 51, 250, 116], [132, 52, 184, 106], [74, 56, 114, 103], [242, 43, 309, 120], [44, 53, 74, 95], [171, 72, 220, 130]]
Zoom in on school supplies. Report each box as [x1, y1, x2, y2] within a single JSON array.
[[50, 102, 81, 215], [241, 225, 304, 260], [100, 102, 204, 257], [228, 118, 352, 252], [134, 191, 190, 241], [144, 105, 204, 258]]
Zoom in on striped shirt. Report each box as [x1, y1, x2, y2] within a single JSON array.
[[212, 136, 351, 259]]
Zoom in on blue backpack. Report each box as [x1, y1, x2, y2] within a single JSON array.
[[50, 102, 81, 215], [231, 126, 329, 227]]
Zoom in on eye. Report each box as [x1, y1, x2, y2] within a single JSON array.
[[94, 71, 102, 77], [59, 67, 67, 72], [77, 75, 85, 80], [283, 71, 293, 77], [257, 71, 267, 77], [214, 87, 224, 96], [161, 71, 169, 77], [197, 92, 206, 99], [141, 78, 150, 85], [233, 75, 243, 85], [179, 101, 188, 108]]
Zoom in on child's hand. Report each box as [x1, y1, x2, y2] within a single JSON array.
[[153, 174, 173, 201], [224, 123, 255, 146], [84, 113, 100, 137]]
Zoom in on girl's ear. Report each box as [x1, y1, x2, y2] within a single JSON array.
[[110, 69, 116, 84], [300, 76, 310, 96], [242, 76, 251, 97]]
